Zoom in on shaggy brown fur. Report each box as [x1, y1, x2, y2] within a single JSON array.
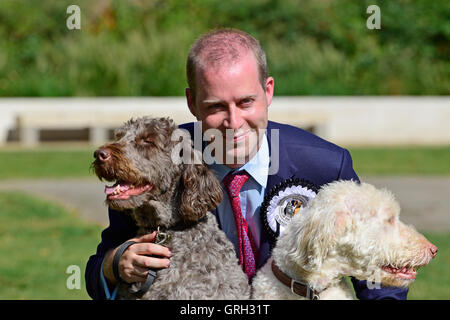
[[92, 116, 250, 299]]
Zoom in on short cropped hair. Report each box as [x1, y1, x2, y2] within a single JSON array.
[[186, 28, 268, 99]]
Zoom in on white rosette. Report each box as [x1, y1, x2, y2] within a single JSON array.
[[261, 178, 318, 245]]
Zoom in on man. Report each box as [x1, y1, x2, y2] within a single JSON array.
[[86, 28, 408, 299]]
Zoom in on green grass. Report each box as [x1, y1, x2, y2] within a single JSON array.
[[0, 146, 449, 180], [0, 191, 102, 299], [408, 232, 450, 300], [0, 149, 93, 179], [0, 190, 448, 299], [349, 146, 450, 176], [1, 146, 448, 299]]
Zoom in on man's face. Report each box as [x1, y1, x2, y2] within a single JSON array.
[[186, 52, 274, 168]]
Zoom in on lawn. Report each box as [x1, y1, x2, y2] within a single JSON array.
[[0, 146, 448, 299], [0, 146, 449, 179], [408, 232, 450, 300], [0, 191, 102, 299], [0, 190, 448, 299], [0, 148, 94, 179], [349, 146, 450, 176]]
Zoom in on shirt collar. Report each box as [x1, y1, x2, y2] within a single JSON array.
[[209, 133, 269, 189]]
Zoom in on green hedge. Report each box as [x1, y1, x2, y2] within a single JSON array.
[[0, 0, 448, 96]]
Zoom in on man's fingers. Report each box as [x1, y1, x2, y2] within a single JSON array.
[[130, 265, 152, 278], [120, 259, 161, 283], [133, 231, 157, 243], [131, 242, 172, 257], [134, 265, 150, 274], [126, 274, 148, 283], [117, 234, 171, 283], [134, 255, 171, 269]]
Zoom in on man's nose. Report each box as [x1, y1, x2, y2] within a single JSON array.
[[224, 104, 243, 129], [94, 148, 111, 162]]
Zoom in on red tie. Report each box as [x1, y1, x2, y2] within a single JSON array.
[[222, 171, 257, 281]]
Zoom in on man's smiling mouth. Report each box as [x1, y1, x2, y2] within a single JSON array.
[[223, 129, 252, 143]]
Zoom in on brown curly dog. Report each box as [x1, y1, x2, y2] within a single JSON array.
[[92, 116, 250, 299]]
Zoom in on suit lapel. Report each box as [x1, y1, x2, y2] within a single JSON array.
[[258, 121, 296, 266], [265, 121, 294, 192]]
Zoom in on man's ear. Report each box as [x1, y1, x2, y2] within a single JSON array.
[[185, 88, 198, 119], [264, 76, 274, 107]]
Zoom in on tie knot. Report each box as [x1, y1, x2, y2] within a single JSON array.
[[222, 171, 249, 198]]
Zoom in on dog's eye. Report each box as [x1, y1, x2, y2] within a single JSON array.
[[115, 132, 125, 140], [387, 217, 395, 224], [138, 137, 156, 146]]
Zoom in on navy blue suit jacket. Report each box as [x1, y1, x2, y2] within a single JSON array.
[[85, 121, 408, 300]]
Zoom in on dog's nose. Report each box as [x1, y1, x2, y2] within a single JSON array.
[[94, 148, 111, 162], [429, 244, 438, 258]]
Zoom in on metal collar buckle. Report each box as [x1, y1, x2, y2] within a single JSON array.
[[155, 226, 171, 246], [290, 279, 320, 300]]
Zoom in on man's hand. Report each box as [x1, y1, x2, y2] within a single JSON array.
[[103, 232, 172, 285]]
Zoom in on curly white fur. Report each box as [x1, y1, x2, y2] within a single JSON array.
[[252, 180, 437, 300]]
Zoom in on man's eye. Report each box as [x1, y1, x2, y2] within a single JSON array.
[[208, 104, 223, 111], [240, 99, 253, 106]]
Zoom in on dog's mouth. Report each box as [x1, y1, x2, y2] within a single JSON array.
[[104, 181, 153, 200], [381, 265, 420, 280]]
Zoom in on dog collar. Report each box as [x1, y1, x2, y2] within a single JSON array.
[[271, 260, 320, 300]]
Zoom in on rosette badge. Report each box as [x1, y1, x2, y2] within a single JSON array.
[[261, 178, 318, 246]]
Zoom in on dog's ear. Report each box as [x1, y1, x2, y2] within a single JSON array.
[[334, 210, 351, 232], [299, 213, 335, 271], [291, 201, 347, 272], [178, 159, 223, 223]]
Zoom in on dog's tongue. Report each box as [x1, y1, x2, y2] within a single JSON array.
[[104, 182, 130, 195], [105, 182, 152, 200]]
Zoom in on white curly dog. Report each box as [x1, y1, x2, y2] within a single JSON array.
[[252, 180, 438, 300]]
